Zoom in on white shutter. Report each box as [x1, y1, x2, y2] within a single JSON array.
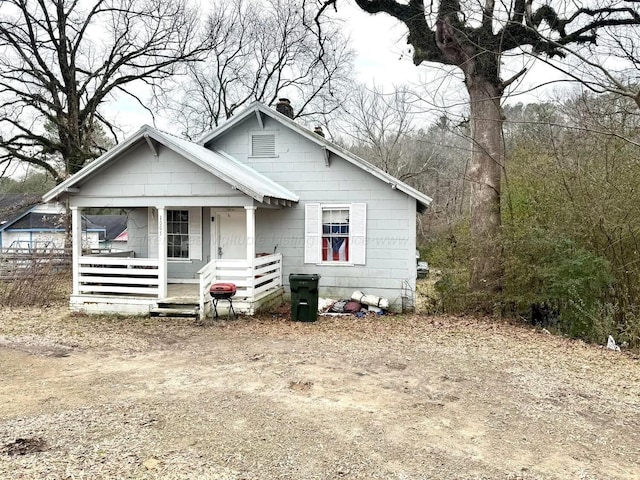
[[189, 207, 202, 260], [148, 208, 158, 258], [349, 203, 367, 265], [304, 203, 321, 264]]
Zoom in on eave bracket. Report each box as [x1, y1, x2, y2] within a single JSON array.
[[144, 134, 158, 158]]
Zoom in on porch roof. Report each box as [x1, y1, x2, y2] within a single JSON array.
[[43, 126, 299, 207]]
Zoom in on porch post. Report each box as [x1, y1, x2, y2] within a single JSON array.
[[157, 206, 167, 299], [70, 206, 81, 296], [245, 206, 257, 300], [245, 206, 257, 261]]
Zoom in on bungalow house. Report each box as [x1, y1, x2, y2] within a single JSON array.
[[43, 101, 431, 318]]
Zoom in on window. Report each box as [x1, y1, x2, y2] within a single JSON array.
[[148, 207, 202, 261], [321, 208, 350, 262], [251, 133, 276, 157], [167, 210, 189, 259], [305, 203, 366, 265]]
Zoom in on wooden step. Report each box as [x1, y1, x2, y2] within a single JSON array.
[[149, 307, 199, 318], [156, 302, 199, 309]]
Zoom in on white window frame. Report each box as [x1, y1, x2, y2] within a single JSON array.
[[304, 203, 366, 266], [149, 207, 202, 262], [167, 209, 190, 260]]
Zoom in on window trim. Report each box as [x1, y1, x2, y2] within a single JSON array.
[[320, 204, 351, 265], [304, 203, 366, 266], [167, 209, 190, 260], [148, 207, 202, 262]]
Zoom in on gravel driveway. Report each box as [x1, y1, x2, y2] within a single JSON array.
[[1, 306, 639, 479]]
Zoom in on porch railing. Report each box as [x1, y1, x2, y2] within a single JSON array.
[[197, 253, 283, 314], [77, 256, 160, 297]]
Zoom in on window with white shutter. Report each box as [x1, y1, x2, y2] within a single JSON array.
[[149, 208, 202, 261], [250, 133, 276, 157], [304, 203, 366, 265]]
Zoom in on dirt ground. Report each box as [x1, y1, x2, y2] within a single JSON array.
[[1, 302, 639, 480]]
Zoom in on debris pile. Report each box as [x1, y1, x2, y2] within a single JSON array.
[[319, 291, 390, 317]]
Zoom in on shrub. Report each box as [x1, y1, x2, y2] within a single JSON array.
[[503, 227, 615, 338], [0, 269, 71, 307]]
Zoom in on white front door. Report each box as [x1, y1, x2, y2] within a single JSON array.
[[211, 209, 246, 260]]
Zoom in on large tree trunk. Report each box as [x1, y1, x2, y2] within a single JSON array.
[[466, 77, 504, 296]]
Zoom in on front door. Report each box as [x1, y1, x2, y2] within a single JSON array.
[[211, 209, 246, 260]]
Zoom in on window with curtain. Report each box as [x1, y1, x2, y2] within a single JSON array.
[[322, 208, 350, 262], [304, 203, 366, 265]]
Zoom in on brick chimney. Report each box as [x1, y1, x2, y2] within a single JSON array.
[[313, 126, 325, 137], [275, 98, 294, 119]]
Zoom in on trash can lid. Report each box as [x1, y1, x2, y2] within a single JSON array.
[[289, 273, 321, 280]]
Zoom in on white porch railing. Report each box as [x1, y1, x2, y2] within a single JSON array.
[[197, 253, 283, 315], [77, 256, 160, 297]]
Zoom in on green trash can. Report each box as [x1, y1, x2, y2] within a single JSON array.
[[289, 273, 320, 322]]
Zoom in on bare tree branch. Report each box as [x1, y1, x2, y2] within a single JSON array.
[[0, 0, 207, 180], [158, 0, 354, 139]]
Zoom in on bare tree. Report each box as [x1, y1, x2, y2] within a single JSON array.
[[159, 0, 354, 139], [340, 84, 418, 177], [312, 0, 640, 297], [339, 85, 471, 238], [0, 0, 206, 182], [534, 21, 640, 109]]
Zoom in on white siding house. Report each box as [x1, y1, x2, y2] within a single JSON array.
[[44, 102, 431, 317]]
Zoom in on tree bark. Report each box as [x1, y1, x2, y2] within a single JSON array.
[[466, 77, 504, 295]]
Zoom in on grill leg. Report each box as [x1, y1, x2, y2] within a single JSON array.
[[210, 297, 235, 320], [211, 298, 219, 320]]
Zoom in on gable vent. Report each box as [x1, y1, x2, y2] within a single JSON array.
[[251, 133, 276, 157]]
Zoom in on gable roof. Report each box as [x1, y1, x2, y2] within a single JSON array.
[[84, 215, 127, 241], [43, 125, 299, 206], [0, 193, 42, 228], [198, 102, 433, 212], [7, 212, 64, 231]]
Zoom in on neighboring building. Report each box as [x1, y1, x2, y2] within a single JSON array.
[[0, 194, 127, 251], [0, 194, 66, 250], [84, 214, 127, 251], [43, 101, 431, 317]]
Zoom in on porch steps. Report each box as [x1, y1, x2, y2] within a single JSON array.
[[150, 306, 200, 318], [150, 297, 200, 319]]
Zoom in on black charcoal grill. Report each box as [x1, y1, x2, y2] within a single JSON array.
[[209, 283, 237, 320]]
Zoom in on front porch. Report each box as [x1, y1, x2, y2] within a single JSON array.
[[70, 253, 284, 319], [68, 204, 285, 319]]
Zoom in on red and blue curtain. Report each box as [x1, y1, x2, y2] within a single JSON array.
[[322, 223, 349, 262]]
